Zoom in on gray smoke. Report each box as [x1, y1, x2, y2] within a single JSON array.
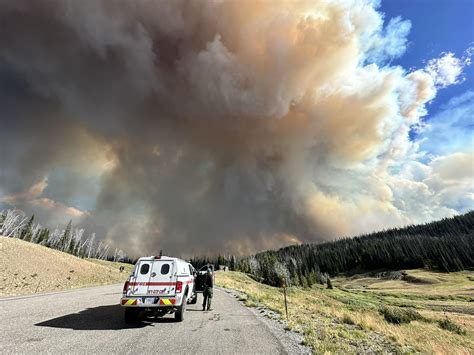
[[0, 1, 471, 257]]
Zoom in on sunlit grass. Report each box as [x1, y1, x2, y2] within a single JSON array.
[[216, 269, 474, 354], [86, 258, 134, 273]]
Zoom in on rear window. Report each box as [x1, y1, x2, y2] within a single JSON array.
[[161, 264, 170, 275], [140, 264, 150, 275]]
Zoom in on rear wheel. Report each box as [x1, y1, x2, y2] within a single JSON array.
[[175, 300, 186, 322], [124, 308, 139, 323]]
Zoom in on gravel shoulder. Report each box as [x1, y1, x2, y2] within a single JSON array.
[[218, 287, 312, 354]]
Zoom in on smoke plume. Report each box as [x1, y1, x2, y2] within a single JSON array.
[[0, 0, 472, 257]]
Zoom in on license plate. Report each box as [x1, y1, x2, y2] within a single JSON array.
[[144, 298, 154, 305]]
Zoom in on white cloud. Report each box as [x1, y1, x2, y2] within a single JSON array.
[[424, 50, 472, 88], [389, 151, 474, 222], [431, 152, 473, 181]]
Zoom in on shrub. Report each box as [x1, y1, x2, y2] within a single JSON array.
[[342, 314, 355, 325], [438, 318, 466, 335], [379, 306, 423, 324]]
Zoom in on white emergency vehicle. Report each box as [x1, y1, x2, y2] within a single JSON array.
[[121, 255, 197, 323]]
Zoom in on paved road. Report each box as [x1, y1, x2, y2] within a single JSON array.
[[0, 284, 286, 354]]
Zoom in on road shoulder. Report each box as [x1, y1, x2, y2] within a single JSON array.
[[217, 287, 312, 355]]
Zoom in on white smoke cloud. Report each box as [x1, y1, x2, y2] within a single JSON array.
[[364, 16, 412, 64]]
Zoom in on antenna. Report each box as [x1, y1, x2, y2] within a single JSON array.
[[159, 249, 163, 257]]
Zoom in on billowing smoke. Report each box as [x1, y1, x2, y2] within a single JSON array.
[[0, 1, 472, 257]]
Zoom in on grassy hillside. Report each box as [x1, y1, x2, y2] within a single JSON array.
[[0, 236, 133, 296], [216, 270, 474, 354]]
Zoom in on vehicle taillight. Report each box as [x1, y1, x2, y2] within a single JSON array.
[[176, 281, 183, 293], [123, 280, 129, 294]]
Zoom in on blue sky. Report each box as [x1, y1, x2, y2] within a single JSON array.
[[380, 0, 474, 116], [418, 90, 474, 156]]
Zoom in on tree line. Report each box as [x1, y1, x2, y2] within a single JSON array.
[[3, 207, 472, 285], [0, 208, 130, 263], [193, 212, 473, 287]]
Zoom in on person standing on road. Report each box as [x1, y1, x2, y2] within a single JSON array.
[[202, 268, 213, 311]]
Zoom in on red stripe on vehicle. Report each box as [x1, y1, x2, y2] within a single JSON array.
[[128, 282, 177, 287]]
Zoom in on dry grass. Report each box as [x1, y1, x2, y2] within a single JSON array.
[[0, 236, 133, 296], [216, 269, 474, 354], [339, 269, 474, 298]]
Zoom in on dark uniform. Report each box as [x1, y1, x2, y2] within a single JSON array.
[[202, 271, 213, 311]]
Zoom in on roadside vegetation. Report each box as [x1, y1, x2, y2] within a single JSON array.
[[216, 269, 474, 354], [0, 237, 132, 296]]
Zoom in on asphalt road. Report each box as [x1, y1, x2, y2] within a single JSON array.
[[0, 284, 287, 354]]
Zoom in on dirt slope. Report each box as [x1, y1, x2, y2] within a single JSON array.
[[0, 237, 132, 297]]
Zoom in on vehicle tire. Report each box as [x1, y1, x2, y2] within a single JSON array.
[[175, 300, 186, 322], [124, 308, 139, 323]]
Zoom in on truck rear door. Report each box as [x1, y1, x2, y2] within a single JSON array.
[[128, 259, 153, 296], [147, 260, 176, 296]]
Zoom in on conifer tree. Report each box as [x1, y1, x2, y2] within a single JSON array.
[[20, 215, 34, 242], [58, 220, 72, 252]]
